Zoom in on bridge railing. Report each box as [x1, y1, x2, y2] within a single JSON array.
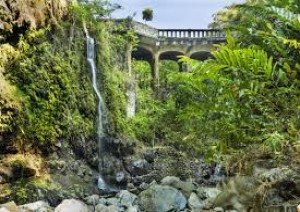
[[158, 29, 225, 38], [133, 21, 159, 38], [131, 21, 225, 39]]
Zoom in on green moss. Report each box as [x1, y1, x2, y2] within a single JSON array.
[[6, 24, 96, 146]]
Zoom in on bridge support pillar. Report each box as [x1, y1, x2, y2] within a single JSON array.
[[150, 53, 160, 93], [178, 61, 188, 72], [126, 44, 136, 118]]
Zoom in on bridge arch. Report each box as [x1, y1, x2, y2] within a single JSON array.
[[132, 46, 154, 63], [159, 51, 185, 61], [190, 51, 213, 61]]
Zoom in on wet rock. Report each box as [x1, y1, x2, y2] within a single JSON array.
[[107, 205, 119, 212], [106, 197, 120, 207], [84, 195, 100, 206], [160, 176, 196, 198], [0, 201, 18, 212], [138, 185, 187, 212], [160, 176, 180, 185], [19, 201, 51, 212], [188, 192, 203, 211], [125, 206, 139, 212], [108, 138, 136, 157], [95, 204, 109, 212], [54, 199, 90, 212], [116, 172, 126, 184], [143, 150, 157, 163], [196, 187, 221, 200], [116, 190, 137, 207], [98, 198, 107, 205], [132, 160, 151, 176], [214, 207, 224, 212]]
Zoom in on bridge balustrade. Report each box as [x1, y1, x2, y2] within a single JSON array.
[[158, 29, 225, 38]]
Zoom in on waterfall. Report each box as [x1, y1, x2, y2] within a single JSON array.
[[83, 24, 108, 191]]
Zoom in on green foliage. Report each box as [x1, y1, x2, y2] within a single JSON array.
[[0, 44, 21, 134], [7, 26, 96, 145]]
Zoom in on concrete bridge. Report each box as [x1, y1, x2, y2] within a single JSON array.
[[130, 21, 226, 89]]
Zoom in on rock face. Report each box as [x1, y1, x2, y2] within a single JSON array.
[[54, 199, 90, 212], [0, 0, 69, 31], [138, 185, 187, 212]]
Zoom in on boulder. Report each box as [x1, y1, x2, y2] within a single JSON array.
[[19, 201, 50, 211], [125, 206, 139, 212], [107, 205, 119, 212], [84, 195, 99, 206], [54, 199, 90, 212], [0, 202, 18, 212], [143, 150, 157, 163], [95, 204, 109, 212], [132, 160, 151, 176], [116, 190, 137, 207], [188, 192, 203, 211], [161, 176, 196, 197], [138, 185, 187, 212], [160, 176, 180, 185], [106, 198, 120, 207]]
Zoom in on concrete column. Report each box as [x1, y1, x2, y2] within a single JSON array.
[[126, 44, 136, 118], [178, 61, 188, 72], [150, 53, 160, 93]]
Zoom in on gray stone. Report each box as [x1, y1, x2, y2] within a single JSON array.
[[116, 172, 126, 183], [116, 190, 137, 207], [95, 204, 109, 212], [19, 201, 50, 212], [98, 198, 107, 205], [106, 198, 120, 207], [196, 187, 221, 200], [188, 192, 203, 211], [160, 176, 180, 185], [84, 195, 100, 206], [213, 207, 224, 212], [138, 185, 187, 212], [125, 206, 139, 212], [0, 202, 18, 212], [54, 199, 90, 212], [173, 180, 196, 198], [107, 205, 120, 212], [132, 159, 150, 175]]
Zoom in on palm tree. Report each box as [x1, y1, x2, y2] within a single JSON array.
[[142, 8, 153, 23]]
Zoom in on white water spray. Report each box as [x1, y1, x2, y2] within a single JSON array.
[[83, 24, 107, 191]]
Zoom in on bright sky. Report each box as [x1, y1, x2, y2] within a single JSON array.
[[111, 0, 244, 29]]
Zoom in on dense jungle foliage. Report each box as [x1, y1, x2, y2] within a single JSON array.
[[0, 0, 300, 162]]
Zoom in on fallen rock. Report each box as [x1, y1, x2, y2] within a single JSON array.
[[95, 204, 109, 212], [160, 176, 180, 185], [84, 195, 100, 206], [107, 205, 119, 212], [138, 185, 187, 212], [188, 192, 203, 211], [19, 200, 50, 212], [125, 206, 139, 212], [54, 199, 90, 212], [116, 190, 137, 207], [0, 201, 18, 212]]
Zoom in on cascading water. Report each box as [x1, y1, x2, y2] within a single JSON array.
[[84, 24, 108, 191]]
